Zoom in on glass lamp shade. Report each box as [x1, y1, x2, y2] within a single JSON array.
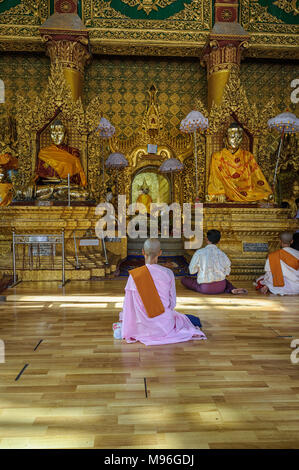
[[105, 152, 128, 169], [96, 117, 116, 138], [159, 158, 184, 173], [268, 112, 299, 134], [180, 110, 209, 133]]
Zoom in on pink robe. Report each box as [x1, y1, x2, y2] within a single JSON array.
[[119, 263, 207, 346]]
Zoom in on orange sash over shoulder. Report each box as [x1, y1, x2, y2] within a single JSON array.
[[269, 249, 299, 287], [129, 265, 165, 318]]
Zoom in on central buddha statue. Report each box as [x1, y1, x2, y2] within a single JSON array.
[[136, 178, 153, 214], [35, 120, 88, 200], [207, 122, 272, 203]]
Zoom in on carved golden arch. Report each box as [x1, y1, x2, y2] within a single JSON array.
[[109, 84, 193, 205], [131, 164, 171, 206], [14, 65, 105, 201], [15, 65, 85, 193], [195, 70, 276, 197]]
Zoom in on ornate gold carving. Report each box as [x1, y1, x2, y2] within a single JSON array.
[[13, 65, 107, 202], [108, 84, 193, 204], [244, 46, 299, 60], [82, 0, 212, 54], [84, 0, 211, 28], [120, 0, 177, 15], [89, 43, 206, 58], [0, 0, 297, 58], [208, 70, 275, 137], [44, 39, 91, 75], [240, 0, 298, 34], [21, 0, 43, 20], [273, 0, 298, 16], [201, 70, 276, 195], [201, 37, 250, 84], [276, 133, 299, 207], [168, 0, 206, 21], [0, 0, 48, 24]]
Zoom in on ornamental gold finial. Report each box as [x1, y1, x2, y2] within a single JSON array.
[[139, 178, 150, 192]]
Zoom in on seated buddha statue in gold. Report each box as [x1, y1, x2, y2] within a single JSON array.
[[0, 152, 18, 206], [136, 179, 153, 214], [35, 120, 88, 201], [207, 122, 272, 203]]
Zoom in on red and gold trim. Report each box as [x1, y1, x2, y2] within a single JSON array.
[[215, 1, 239, 23], [54, 0, 77, 14]]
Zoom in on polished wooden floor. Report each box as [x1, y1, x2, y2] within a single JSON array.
[[0, 279, 299, 449]]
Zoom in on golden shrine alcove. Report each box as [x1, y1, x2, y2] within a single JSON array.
[[131, 166, 171, 206], [12, 65, 108, 203], [109, 84, 193, 207], [194, 71, 277, 201]]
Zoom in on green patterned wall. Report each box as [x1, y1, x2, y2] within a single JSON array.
[[0, 53, 298, 138], [257, 0, 299, 25], [241, 59, 299, 115], [0, 1, 21, 14], [0, 53, 50, 114], [84, 56, 207, 139]]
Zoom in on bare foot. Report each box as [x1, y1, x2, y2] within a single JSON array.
[[231, 288, 248, 295], [260, 285, 269, 295]]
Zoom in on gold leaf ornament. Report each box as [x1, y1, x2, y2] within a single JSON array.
[[273, 0, 298, 15], [120, 0, 177, 15]]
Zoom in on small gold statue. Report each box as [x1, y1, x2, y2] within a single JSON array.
[[207, 122, 272, 203], [35, 119, 89, 201], [0, 153, 18, 206], [136, 178, 153, 214]]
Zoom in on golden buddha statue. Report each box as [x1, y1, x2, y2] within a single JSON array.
[[207, 122, 272, 203], [0, 152, 18, 206], [136, 178, 153, 214], [35, 120, 88, 201]]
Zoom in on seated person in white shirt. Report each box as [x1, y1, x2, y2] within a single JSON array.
[[181, 229, 248, 295]]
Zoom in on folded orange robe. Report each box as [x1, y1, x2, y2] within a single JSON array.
[[38, 144, 86, 187], [129, 265, 165, 318], [208, 148, 272, 202], [269, 249, 299, 287], [0, 153, 18, 169], [0, 153, 18, 207], [0, 183, 13, 206], [136, 193, 152, 214]]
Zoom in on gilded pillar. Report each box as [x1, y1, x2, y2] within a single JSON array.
[[40, 13, 91, 101], [201, 3, 250, 112], [202, 32, 249, 111]]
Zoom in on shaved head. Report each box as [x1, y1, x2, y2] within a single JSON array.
[[280, 231, 293, 245], [143, 238, 161, 257]]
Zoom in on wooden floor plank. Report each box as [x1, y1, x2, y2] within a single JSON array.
[[0, 280, 298, 448]]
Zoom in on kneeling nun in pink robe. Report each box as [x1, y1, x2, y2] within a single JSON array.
[[119, 263, 206, 346]]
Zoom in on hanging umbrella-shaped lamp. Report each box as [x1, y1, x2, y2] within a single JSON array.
[[268, 111, 299, 189], [95, 117, 116, 188], [105, 152, 128, 169], [105, 152, 129, 197], [96, 117, 116, 138], [159, 158, 184, 203]]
